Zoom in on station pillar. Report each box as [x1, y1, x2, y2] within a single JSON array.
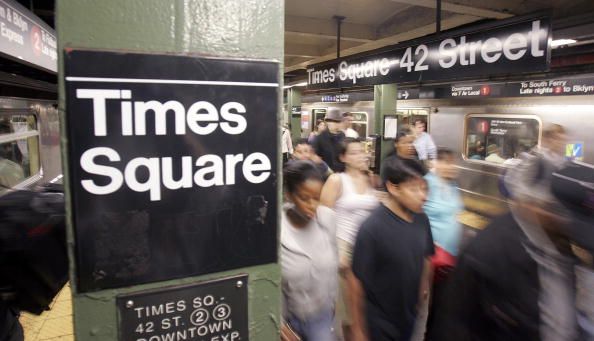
[[286, 87, 302, 141], [57, 1, 283, 340], [374, 84, 397, 164]]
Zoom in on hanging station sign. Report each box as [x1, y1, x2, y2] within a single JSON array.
[[0, 0, 57, 72], [396, 76, 594, 100], [307, 15, 550, 90], [65, 49, 279, 292]]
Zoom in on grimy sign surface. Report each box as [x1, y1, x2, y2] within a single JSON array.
[[307, 15, 550, 89], [64, 50, 278, 292]]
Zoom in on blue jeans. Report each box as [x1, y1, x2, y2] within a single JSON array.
[[287, 309, 336, 341]]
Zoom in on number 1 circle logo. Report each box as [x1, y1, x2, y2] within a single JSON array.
[[213, 303, 231, 321], [190, 308, 210, 326]]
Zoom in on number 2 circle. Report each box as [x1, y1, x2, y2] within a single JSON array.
[[190, 308, 210, 326]]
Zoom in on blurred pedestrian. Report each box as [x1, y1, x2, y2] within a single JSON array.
[[441, 126, 592, 340], [342, 113, 359, 139], [320, 137, 379, 339], [420, 148, 463, 340], [314, 110, 346, 172], [290, 138, 332, 180], [281, 161, 338, 341], [351, 157, 433, 341], [413, 119, 436, 161], [308, 119, 327, 144], [282, 124, 294, 164]]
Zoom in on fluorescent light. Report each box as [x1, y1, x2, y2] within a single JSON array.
[[283, 85, 292, 89], [294, 82, 308, 87], [551, 39, 577, 47]]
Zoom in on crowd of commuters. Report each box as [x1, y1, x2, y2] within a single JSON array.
[[281, 113, 594, 341]]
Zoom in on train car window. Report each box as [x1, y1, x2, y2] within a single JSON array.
[[350, 112, 368, 138], [396, 108, 430, 132], [0, 114, 40, 190], [465, 115, 541, 165]]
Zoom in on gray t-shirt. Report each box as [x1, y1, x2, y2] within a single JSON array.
[[281, 206, 338, 320]]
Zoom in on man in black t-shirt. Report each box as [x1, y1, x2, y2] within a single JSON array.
[[351, 157, 433, 341]]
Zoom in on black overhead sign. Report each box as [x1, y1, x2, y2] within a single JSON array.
[[0, 0, 57, 72], [397, 76, 594, 100], [64, 50, 279, 292], [307, 15, 550, 90], [117, 275, 248, 341]]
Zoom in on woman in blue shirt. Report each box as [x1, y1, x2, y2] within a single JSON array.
[[423, 148, 464, 340]]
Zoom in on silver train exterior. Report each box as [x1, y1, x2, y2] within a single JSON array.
[[0, 96, 61, 190], [302, 94, 594, 216]]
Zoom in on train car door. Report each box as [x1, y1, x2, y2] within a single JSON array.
[[350, 112, 369, 138], [396, 107, 431, 132]]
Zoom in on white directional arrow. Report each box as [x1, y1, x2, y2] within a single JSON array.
[[402, 90, 409, 99]]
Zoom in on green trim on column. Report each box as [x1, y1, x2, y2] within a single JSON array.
[[57, 1, 283, 340], [374, 84, 397, 167], [286, 88, 302, 142]]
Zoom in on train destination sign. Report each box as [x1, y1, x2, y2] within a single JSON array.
[[396, 76, 594, 100], [0, 0, 57, 72], [307, 15, 550, 90], [117, 275, 248, 341], [65, 50, 278, 292]]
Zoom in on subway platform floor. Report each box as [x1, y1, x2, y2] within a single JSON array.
[[20, 284, 74, 341]]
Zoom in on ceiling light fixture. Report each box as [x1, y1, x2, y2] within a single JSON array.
[[551, 39, 577, 48]]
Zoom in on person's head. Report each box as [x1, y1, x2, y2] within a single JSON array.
[[394, 129, 416, 159], [413, 119, 426, 135], [339, 137, 367, 171], [293, 139, 313, 161], [383, 158, 428, 213], [324, 109, 343, 134], [342, 112, 354, 129], [316, 119, 326, 133], [435, 148, 458, 181], [284, 161, 323, 220], [542, 124, 566, 156]]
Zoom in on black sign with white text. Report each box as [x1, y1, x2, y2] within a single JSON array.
[[65, 50, 278, 292], [307, 15, 550, 89], [117, 275, 248, 341], [396, 76, 594, 100]]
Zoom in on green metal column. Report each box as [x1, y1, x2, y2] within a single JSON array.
[[287, 87, 302, 141], [57, 1, 283, 340], [374, 84, 397, 165]]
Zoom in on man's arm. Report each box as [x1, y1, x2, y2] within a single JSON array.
[[350, 275, 369, 341]]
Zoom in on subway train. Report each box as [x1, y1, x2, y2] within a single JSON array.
[[0, 95, 61, 193], [301, 87, 594, 217]]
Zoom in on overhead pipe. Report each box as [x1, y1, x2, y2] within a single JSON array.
[[334, 15, 346, 58], [436, 0, 441, 33]]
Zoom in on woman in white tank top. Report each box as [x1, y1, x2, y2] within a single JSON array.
[[320, 137, 379, 338]]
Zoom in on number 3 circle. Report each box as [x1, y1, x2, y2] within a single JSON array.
[[213, 303, 231, 321]]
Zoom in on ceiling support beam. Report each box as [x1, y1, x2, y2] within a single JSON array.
[[285, 15, 376, 43], [389, 0, 512, 19]]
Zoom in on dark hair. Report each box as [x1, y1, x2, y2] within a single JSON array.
[[283, 161, 323, 194], [413, 118, 426, 126], [437, 148, 455, 160], [294, 138, 310, 148], [342, 112, 353, 118], [338, 137, 360, 156], [382, 157, 427, 186], [395, 127, 413, 143]]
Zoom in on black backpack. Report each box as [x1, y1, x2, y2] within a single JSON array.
[[0, 183, 68, 314]]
